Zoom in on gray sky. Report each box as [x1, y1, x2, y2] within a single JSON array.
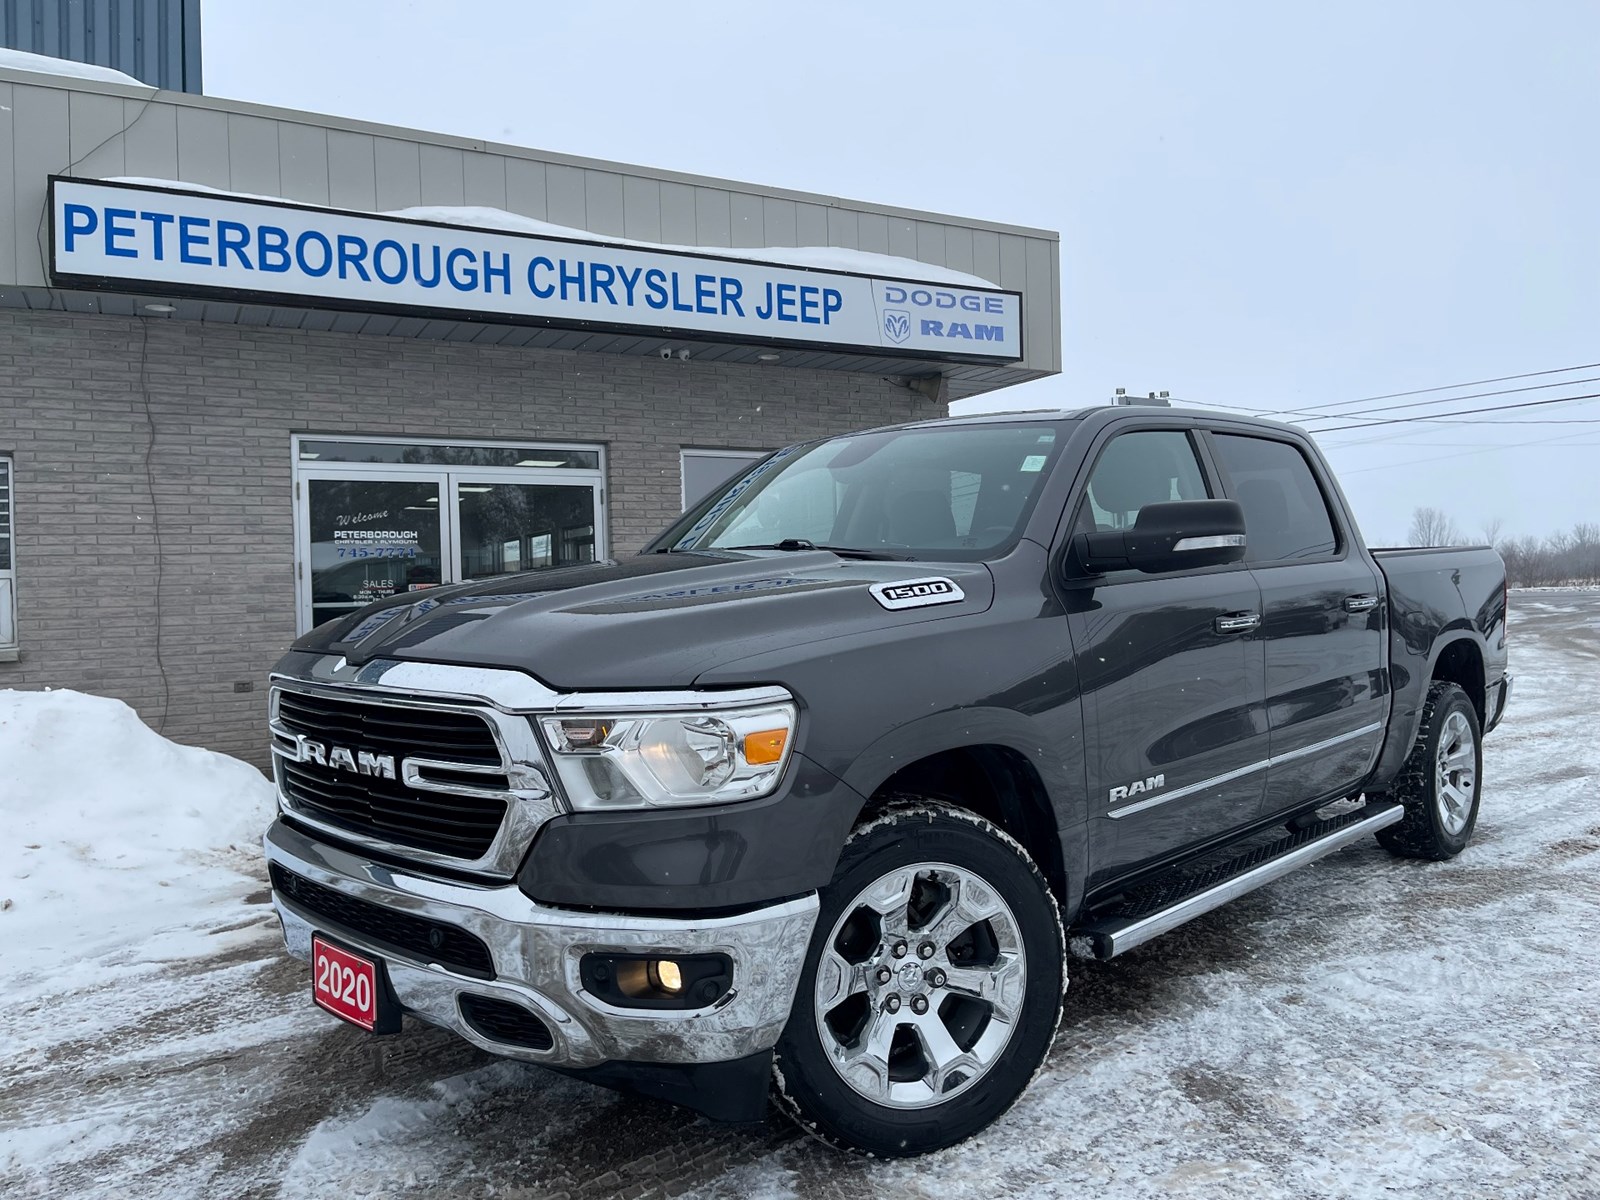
[[202, 0, 1598, 544]]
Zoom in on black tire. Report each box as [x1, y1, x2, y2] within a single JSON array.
[[1374, 681, 1483, 860], [771, 799, 1065, 1157]]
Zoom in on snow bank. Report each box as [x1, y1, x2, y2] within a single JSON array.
[[0, 689, 275, 978], [0, 47, 150, 89], [108, 178, 998, 287]]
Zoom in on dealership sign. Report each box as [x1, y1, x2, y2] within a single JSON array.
[[49, 178, 1023, 362]]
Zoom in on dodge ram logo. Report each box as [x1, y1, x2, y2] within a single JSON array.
[[292, 734, 397, 780]]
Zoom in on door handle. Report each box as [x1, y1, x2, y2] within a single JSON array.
[[1344, 594, 1380, 613], [1215, 612, 1261, 634]]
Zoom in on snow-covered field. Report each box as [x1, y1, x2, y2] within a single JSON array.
[[2, 592, 1598, 1199]]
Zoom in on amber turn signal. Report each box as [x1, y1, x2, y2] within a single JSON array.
[[743, 728, 788, 765]]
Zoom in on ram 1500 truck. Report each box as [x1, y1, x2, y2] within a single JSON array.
[[265, 403, 1510, 1156]]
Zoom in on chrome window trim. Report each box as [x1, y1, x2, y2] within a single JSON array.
[[1107, 721, 1385, 819]]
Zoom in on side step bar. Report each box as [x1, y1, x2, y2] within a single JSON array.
[[1073, 801, 1404, 960]]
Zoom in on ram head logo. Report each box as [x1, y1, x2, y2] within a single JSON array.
[[883, 309, 912, 344]]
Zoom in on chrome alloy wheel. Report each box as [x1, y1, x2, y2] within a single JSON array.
[[1435, 709, 1477, 836], [813, 862, 1027, 1109]]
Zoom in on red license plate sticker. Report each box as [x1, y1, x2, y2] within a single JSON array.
[[312, 935, 381, 1031]]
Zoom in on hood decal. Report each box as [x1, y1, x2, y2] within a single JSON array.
[[869, 577, 966, 611]]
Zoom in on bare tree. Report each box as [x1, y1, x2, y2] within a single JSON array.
[[1408, 506, 1462, 547], [1481, 516, 1504, 547], [1497, 523, 1600, 587]]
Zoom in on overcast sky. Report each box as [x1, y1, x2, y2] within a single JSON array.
[[201, 0, 1598, 543]]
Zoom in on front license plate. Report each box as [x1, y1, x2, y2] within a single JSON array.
[[312, 935, 387, 1031]]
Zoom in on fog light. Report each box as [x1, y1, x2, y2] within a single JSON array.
[[653, 959, 684, 993], [580, 952, 732, 1010]]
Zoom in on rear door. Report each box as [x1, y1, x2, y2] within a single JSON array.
[[1062, 427, 1269, 888], [1205, 432, 1387, 816]]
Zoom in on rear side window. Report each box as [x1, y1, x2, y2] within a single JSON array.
[[1212, 434, 1339, 562], [1076, 430, 1210, 533]]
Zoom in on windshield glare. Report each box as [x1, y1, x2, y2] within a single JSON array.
[[664, 422, 1066, 560]]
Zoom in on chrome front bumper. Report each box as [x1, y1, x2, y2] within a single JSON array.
[[265, 819, 818, 1069]]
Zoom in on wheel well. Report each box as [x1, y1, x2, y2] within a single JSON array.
[[869, 746, 1066, 902], [1432, 639, 1486, 724]]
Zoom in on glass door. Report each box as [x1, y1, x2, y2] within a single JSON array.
[[293, 440, 608, 634], [302, 475, 448, 630]]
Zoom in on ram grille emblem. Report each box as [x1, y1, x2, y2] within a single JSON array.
[[292, 734, 397, 780]]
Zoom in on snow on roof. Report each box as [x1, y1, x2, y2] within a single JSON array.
[[108, 178, 998, 288], [0, 47, 151, 89], [0, 688, 275, 989]]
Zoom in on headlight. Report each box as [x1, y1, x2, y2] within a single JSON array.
[[538, 703, 797, 810]]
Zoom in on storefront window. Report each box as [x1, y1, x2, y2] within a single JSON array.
[[293, 437, 606, 634], [456, 482, 597, 580], [681, 448, 770, 509], [299, 440, 599, 470]]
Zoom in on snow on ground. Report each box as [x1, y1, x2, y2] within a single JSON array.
[[0, 690, 276, 1001], [2, 594, 1599, 1199]]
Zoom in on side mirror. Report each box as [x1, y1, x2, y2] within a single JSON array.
[[1074, 499, 1247, 575]]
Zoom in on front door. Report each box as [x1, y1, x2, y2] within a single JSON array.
[[1063, 428, 1270, 888], [293, 438, 606, 634]]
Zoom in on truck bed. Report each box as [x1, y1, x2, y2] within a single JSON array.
[[1369, 544, 1509, 783]]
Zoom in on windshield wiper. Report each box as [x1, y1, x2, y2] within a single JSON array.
[[718, 539, 913, 560]]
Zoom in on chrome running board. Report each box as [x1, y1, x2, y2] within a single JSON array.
[[1074, 801, 1404, 960]]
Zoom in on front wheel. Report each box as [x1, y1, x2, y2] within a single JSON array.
[[1375, 680, 1483, 860], [771, 800, 1064, 1157]]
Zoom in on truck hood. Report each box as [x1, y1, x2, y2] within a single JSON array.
[[297, 551, 994, 690]]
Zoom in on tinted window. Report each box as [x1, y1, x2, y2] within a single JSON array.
[[1076, 431, 1209, 533], [1213, 435, 1339, 562]]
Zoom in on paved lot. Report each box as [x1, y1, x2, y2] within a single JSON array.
[[4, 591, 1599, 1199]]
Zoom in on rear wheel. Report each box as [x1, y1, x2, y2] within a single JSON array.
[[771, 800, 1064, 1157], [1375, 681, 1482, 860]]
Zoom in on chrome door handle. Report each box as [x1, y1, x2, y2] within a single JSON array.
[[1344, 594, 1380, 613], [1215, 612, 1261, 634]]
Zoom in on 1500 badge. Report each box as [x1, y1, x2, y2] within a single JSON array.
[[869, 577, 966, 611]]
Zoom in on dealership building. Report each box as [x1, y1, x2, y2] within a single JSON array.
[[0, 52, 1061, 766]]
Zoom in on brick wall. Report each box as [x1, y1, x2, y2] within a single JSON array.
[[0, 309, 935, 767]]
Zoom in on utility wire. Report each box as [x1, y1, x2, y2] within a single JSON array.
[[1319, 414, 1600, 449], [1332, 427, 1595, 474], [1293, 375, 1600, 427], [1310, 391, 1600, 434], [1258, 361, 1600, 419]]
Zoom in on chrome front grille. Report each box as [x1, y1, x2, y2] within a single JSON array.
[[277, 689, 503, 767], [269, 679, 558, 877]]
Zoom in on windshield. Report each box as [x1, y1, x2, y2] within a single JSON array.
[[652, 421, 1071, 561]]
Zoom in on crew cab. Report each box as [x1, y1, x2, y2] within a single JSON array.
[[264, 403, 1510, 1156]]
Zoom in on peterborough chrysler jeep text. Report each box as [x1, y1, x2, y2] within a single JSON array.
[[264, 403, 1510, 1155]]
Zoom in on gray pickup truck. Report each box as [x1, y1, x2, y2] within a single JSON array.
[[264, 401, 1510, 1155]]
